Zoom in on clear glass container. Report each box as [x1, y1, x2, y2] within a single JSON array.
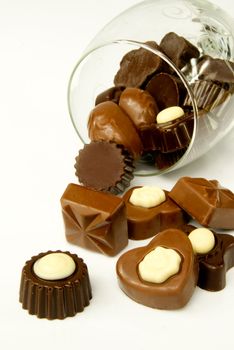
[[68, 0, 234, 175]]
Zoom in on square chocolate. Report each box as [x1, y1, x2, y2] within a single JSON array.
[[169, 177, 234, 229], [61, 184, 128, 256]]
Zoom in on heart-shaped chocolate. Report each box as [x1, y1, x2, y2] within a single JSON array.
[[116, 228, 198, 309]]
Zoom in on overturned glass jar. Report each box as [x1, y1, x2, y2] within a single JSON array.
[[68, 0, 234, 175]]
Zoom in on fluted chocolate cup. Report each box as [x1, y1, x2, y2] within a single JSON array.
[[19, 250, 92, 320]]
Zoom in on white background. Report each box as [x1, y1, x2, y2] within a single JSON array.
[[1, 0, 234, 349]]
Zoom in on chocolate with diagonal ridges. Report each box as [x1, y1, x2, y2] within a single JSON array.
[[60, 183, 128, 256], [169, 177, 234, 229], [75, 141, 134, 195], [114, 41, 165, 88]]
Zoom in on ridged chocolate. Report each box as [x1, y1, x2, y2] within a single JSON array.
[[19, 250, 92, 320], [183, 80, 231, 111], [169, 177, 234, 229], [156, 112, 194, 153], [75, 141, 134, 195], [155, 149, 187, 169], [138, 124, 161, 152], [61, 183, 128, 256]]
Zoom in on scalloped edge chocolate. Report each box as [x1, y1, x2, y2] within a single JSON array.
[[19, 250, 92, 320]]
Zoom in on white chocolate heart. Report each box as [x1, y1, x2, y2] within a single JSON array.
[[138, 246, 182, 283], [129, 186, 166, 208], [33, 253, 76, 280], [156, 106, 184, 124], [188, 228, 215, 254]]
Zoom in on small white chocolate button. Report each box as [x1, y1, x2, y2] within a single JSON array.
[[33, 253, 76, 280], [156, 106, 185, 124], [129, 186, 166, 208], [188, 228, 215, 254], [138, 246, 181, 283]]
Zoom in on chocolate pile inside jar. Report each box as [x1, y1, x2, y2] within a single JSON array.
[[85, 32, 234, 173]]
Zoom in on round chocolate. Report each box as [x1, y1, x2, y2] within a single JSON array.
[[19, 250, 92, 319], [75, 141, 134, 194], [146, 73, 182, 110]]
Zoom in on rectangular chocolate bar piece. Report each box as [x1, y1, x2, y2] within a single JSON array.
[[168, 177, 234, 229], [61, 184, 128, 256]]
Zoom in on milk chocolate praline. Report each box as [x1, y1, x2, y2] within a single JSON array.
[[88, 101, 143, 159], [19, 250, 92, 319], [119, 87, 159, 128], [169, 177, 234, 229], [122, 186, 189, 240], [61, 183, 128, 256], [116, 229, 198, 309]]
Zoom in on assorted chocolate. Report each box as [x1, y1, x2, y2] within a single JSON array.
[[88, 101, 143, 159], [116, 229, 198, 309], [19, 250, 92, 319], [114, 41, 164, 88], [60, 183, 128, 256], [184, 225, 234, 291], [19, 30, 234, 317], [122, 186, 188, 240], [169, 177, 234, 229], [159, 32, 200, 69], [83, 31, 233, 180], [75, 141, 134, 194], [145, 72, 185, 110]]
